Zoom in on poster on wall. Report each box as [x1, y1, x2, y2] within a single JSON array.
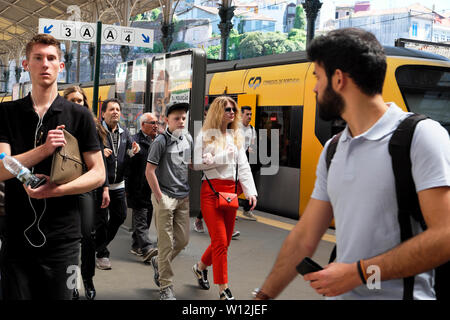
[[151, 53, 192, 126]]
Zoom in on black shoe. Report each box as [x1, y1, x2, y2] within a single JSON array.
[[192, 264, 210, 290], [83, 278, 96, 300], [219, 288, 235, 300], [72, 288, 79, 300]]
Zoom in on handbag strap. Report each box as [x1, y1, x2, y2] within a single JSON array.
[[203, 163, 238, 196], [58, 149, 86, 170]]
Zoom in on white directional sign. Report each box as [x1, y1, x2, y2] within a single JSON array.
[[38, 18, 154, 48]]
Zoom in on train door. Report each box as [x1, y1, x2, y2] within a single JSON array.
[[254, 105, 303, 219]]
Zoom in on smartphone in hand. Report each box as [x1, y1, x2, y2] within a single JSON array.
[[296, 257, 323, 275]]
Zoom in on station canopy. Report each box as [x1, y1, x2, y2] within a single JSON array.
[[0, 0, 161, 59]]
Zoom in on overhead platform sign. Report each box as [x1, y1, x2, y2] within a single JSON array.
[[38, 18, 154, 48]]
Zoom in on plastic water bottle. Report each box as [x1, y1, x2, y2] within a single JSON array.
[[0, 152, 46, 188]]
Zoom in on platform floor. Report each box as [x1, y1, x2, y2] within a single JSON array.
[[88, 208, 336, 300]]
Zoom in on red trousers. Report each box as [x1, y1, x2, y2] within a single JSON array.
[[200, 179, 242, 285]]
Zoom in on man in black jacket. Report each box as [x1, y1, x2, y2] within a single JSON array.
[[95, 98, 140, 270], [125, 113, 159, 263]]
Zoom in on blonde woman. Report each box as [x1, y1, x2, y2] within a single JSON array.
[[192, 96, 257, 300]]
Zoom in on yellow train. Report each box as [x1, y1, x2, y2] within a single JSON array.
[[205, 47, 450, 219], [2, 47, 449, 220]]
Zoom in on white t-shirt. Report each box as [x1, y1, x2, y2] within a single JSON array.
[[311, 103, 450, 300], [240, 123, 257, 152]]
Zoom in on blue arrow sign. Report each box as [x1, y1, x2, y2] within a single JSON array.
[[43, 25, 53, 34], [142, 34, 150, 43]]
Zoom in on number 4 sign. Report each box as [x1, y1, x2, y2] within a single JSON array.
[[122, 29, 135, 44]]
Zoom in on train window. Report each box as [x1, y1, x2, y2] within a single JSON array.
[[257, 106, 303, 169], [396, 65, 450, 133]]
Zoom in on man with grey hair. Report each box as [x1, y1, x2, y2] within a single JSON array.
[[125, 112, 159, 263]]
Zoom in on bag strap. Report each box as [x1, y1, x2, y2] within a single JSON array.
[[326, 132, 342, 264], [388, 113, 427, 300], [203, 163, 239, 196]]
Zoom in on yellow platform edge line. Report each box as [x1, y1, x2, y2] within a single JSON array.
[[237, 211, 336, 244]]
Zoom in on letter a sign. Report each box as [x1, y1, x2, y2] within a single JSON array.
[[39, 18, 153, 48]]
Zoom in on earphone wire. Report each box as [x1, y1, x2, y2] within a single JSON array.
[[23, 111, 47, 248]]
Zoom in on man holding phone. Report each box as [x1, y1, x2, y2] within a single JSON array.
[[254, 28, 449, 300]]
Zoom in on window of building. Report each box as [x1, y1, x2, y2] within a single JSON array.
[[412, 22, 418, 37], [425, 24, 431, 39]]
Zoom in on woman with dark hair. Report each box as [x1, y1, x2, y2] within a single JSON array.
[[192, 96, 257, 300], [63, 86, 110, 300]]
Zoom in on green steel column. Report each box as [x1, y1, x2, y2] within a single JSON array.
[[92, 21, 102, 117]]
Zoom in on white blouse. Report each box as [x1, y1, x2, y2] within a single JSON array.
[[193, 130, 257, 198]]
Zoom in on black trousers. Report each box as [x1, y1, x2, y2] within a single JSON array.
[[131, 204, 153, 252], [79, 191, 96, 280], [95, 188, 127, 258], [0, 238, 80, 300]]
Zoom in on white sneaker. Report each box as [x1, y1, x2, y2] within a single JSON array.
[[160, 285, 176, 300], [232, 230, 240, 239], [193, 219, 205, 233], [96, 257, 112, 270], [242, 211, 257, 221]]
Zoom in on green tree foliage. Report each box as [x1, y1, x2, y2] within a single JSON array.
[[206, 44, 221, 60], [150, 8, 161, 21], [294, 6, 306, 30], [238, 31, 306, 59], [206, 27, 307, 60], [288, 28, 307, 51], [239, 32, 265, 58]]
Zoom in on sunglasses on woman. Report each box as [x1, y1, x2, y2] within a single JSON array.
[[224, 107, 237, 113]]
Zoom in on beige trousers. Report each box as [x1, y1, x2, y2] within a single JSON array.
[[151, 193, 190, 289]]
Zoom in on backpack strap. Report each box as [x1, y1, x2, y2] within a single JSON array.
[[388, 113, 428, 300], [326, 132, 342, 171], [326, 132, 342, 264]]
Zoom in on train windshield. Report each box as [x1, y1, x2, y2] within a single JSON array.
[[396, 65, 450, 133]]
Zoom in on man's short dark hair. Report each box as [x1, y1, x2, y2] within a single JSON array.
[[26, 34, 63, 60], [101, 98, 122, 114], [307, 28, 387, 96], [241, 106, 251, 113]]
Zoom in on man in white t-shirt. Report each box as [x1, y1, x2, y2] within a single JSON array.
[[254, 28, 449, 300], [240, 106, 258, 221]]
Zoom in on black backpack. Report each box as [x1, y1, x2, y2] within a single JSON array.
[[325, 113, 449, 300]]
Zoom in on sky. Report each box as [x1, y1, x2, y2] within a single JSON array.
[[332, 0, 449, 13]]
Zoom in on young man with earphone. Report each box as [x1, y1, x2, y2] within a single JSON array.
[[0, 34, 104, 300]]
